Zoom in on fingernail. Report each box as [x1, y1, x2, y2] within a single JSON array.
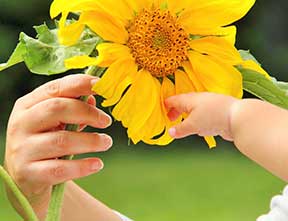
[[91, 160, 104, 171], [91, 78, 99, 86], [105, 115, 112, 126], [169, 127, 177, 138], [101, 115, 112, 127], [101, 134, 113, 149]]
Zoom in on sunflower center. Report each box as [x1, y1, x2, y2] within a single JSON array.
[[127, 9, 189, 77]]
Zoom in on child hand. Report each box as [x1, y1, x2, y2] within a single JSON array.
[[165, 92, 238, 141], [4, 74, 113, 220]]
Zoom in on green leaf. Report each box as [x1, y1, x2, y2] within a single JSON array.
[[34, 23, 59, 45], [238, 50, 260, 64], [271, 78, 288, 93], [1, 23, 100, 75], [237, 67, 288, 109], [0, 42, 26, 71]]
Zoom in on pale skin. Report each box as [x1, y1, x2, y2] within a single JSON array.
[[165, 92, 288, 182], [4, 75, 121, 221], [4, 75, 288, 221]]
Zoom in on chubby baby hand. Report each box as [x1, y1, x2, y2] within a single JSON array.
[[165, 92, 239, 141]]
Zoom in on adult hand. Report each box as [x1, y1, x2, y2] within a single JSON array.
[[4, 74, 113, 220]]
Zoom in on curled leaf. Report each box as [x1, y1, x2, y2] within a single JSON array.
[[0, 23, 100, 75], [238, 67, 288, 109]]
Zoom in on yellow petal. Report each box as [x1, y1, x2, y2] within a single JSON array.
[[182, 61, 205, 92], [175, 70, 195, 119], [175, 69, 196, 94], [56, 7, 128, 46], [65, 55, 98, 69], [178, 0, 255, 29], [96, 43, 132, 67], [143, 126, 173, 146], [240, 60, 270, 79], [102, 75, 134, 107], [112, 70, 158, 144], [58, 20, 85, 46], [136, 78, 166, 143], [143, 79, 165, 139], [215, 26, 237, 46], [189, 51, 243, 98], [81, 11, 128, 44], [161, 77, 176, 116], [54, 0, 133, 25], [189, 36, 242, 65], [143, 77, 177, 145], [57, 10, 75, 46], [204, 136, 217, 148], [167, 0, 191, 14], [96, 0, 134, 24], [51, 0, 132, 42], [125, 0, 153, 12], [66, 0, 100, 12], [50, 0, 104, 20], [50, 0, 69, 18], [51, 0, 133, 23], [93, 58, 137, 99], [150, 0, 161, 8], [65, 44, 132, 68], [163, 77, 175, 94], [185, 26, 237, 45]]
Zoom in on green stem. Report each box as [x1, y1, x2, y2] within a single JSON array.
[[0, 165, 38, 221], [45, 66, 105, 221]]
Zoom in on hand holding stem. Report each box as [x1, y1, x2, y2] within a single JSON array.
[[4, 74, 112, 220]]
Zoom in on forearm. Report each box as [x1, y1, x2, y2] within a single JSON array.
[[230, 99, 288, 181], [62, 181, 121, 221]]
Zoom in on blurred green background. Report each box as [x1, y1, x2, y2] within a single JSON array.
[[0, 0, 287, 220]]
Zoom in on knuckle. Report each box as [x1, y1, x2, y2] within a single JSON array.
[[7, 122, 19, 137], [83, 105, 98, 123], [182, 104, 190, 113], [14, 97, 25, 108], [69, 78, 84, 89], [79, 162, 90, 176], [7, 138, 31, 167], [30, 186, 50, 197], [45, 80, 61, 97], [62, 75, 85, 92], [46, 98, 67, 113], [13, 164, 27, 183], [7, 138, 27, 156], [14, 174, 26, 184], [87, 104, 97, 118], [7, 114, 23, 136], [8, 142, 22, 157], [53, 132, 69, 148], [51, 165, 66, 178]]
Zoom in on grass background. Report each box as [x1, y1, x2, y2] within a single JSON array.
[[0, 0, 288, 220], [0, 131, 285, 221]]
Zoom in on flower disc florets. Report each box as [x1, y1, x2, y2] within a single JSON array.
[[127, 9, 190, 77]]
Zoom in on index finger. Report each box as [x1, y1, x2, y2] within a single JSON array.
[[18, 74, 99, 109]]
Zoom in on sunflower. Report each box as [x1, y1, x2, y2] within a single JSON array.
[[50, 0, 268, 147]]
